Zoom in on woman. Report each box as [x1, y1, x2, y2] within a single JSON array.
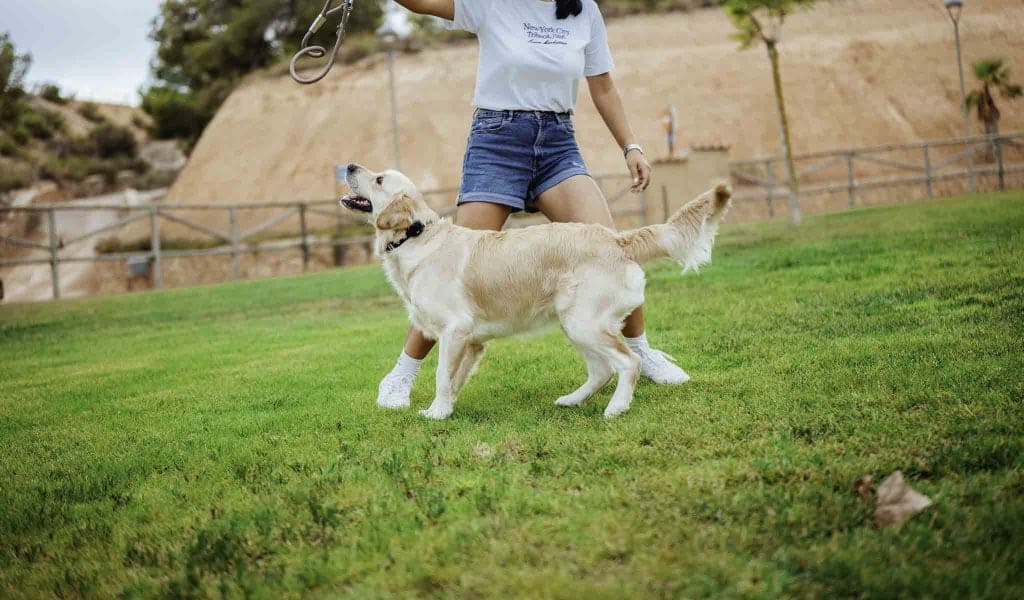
[[379, 0, 689, 407]]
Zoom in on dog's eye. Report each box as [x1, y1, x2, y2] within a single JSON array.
[[375, 176, 384, 185]]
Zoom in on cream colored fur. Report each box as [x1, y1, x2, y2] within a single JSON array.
[[342, 164, 731, 419]]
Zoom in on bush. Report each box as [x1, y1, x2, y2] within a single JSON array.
[[7, 123, 29, 145], [77, 102, 104, 123], [0, 132, 21, 157], [0, 162, 33, 194], [89, 123, 137, 159], [38, 83, 67, 104], [130, 114, 150, 130], [40, 154, 136, 184], [133, 168, 178, 191], [19, 108, 64, 140], [140, 86, 206, 141]]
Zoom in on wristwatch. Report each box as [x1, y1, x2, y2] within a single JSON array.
[[623, 143, 644, 157]]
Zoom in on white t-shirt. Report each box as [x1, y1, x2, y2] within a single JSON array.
[[447, 0, 614, 113]]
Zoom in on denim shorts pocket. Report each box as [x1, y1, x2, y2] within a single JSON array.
[[558, 117, 575, 135], [471, 115, 505, 133]]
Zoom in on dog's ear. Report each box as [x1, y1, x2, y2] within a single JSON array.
[[375, 193, 414, 231]]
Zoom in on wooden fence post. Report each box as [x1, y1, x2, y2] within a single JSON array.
[[995, 135, 1006, 191], [765, 159, 775, 218], [661, 185, 669, 222], [150, 206, 163, 289], [966, 138, 977, 193], [228, 207, 240, 279], [846, 152, 856, 208], [299, 203, 310, 272], [923, 145, 933, 198], [333, 208, 345, 267], [47, 207, 60, 300]]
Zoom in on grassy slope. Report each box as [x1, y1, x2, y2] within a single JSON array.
[[1, 193, 1022, 598]]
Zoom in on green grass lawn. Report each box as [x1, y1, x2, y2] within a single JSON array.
[[2, 192, 1022, 598]]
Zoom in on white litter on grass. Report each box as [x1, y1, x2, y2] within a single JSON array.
[[874, 471, 933, 528]]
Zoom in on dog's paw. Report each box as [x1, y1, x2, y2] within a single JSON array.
[[377, 397, 410, 410], [419, 404, 453, 420], [603, 403, 631, 419], [555, 393, 585, 407]]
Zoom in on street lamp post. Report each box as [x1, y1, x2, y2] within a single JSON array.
[[945, 0, 975, 192], [376, 24, 401, 171]]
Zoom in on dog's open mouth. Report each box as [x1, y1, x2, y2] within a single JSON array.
[[340, 194, 372, 213]]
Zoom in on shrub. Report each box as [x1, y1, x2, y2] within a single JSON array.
[[130, 114, 150, 130], [77, 102, 104, 123], [0, 132, 21, 157], [140, 86, 206, 141], [7, 123, 29, 145], [40, 154, 135, 184], [133, 169, 178, 191], [38, 82, 67, 104], [0, 162, 33, 193], [19, 108, 64, 140], [89, 123, 137, 159]]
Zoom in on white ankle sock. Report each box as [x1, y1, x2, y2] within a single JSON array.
[[624, 333, 650, 353], [393, 351, 423, 377]]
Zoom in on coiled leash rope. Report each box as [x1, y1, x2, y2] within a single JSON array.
[[290, 0, 354, 85]]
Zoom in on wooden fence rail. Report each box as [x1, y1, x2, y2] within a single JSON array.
[[730, 132, 1024, 216], [3, 132, 1019, 302]]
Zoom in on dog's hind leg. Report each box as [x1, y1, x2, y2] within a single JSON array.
[[598, 332, 641, 419], [420, 328, 475, 420], [556, 345, 613, 408], [451, 342, 484, 396]]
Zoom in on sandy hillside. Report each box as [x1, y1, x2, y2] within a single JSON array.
[[169, 0, 1024, 206]]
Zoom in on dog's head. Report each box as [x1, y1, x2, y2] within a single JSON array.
[[340, 163, 439, 249]]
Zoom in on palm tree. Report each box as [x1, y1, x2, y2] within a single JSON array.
[[966, 59, 1021, 137], [967, 59, 1021, 190], [719, 0, 818, 225]]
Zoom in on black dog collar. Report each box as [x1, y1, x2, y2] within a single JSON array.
[[385, 220, 428, 253]]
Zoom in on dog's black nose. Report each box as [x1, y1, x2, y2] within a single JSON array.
[[346, 163, 358, 175]]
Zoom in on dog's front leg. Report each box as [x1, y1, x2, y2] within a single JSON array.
[[420, 328, 472, 420]]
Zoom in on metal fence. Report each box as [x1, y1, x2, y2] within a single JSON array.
[[730, 132, 1024, 216]]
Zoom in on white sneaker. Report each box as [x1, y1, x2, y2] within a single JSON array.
[[376, 370, 416, 409], [637, 348, 691, 384]]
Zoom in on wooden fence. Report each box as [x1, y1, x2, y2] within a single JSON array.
[[0, 179, 646, 301], [730, 132, 1024, 216], [3, 132, 1020, 302]]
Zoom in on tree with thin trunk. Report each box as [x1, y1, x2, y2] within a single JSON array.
[[719, 0, 817, 225], [967, 58, 1021, 190], [966, 59, 1021, 138]]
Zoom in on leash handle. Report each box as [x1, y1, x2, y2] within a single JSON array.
[[290, 0, 354, 85]]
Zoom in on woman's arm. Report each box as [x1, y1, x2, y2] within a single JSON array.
[[586, 73, 651, 193], [393, 0, 454, 20]]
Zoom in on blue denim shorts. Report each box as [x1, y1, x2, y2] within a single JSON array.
[[458, 109, 591, 213]]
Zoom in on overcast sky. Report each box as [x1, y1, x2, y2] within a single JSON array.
[[4, 1, 164, 105], [3, 1, 415, 106]]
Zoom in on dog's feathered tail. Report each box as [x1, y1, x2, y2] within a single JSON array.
[[617, 182, 732, 271]]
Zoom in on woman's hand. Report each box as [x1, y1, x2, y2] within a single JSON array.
[[627, 150, 651, 193]]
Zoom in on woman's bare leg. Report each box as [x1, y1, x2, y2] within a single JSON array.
[[401, 201, 513, 358], [533, 175, 644, 336], [534, 175, 689, 384]]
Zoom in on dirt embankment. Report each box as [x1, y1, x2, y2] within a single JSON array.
[[169, 0, 1024, 209]]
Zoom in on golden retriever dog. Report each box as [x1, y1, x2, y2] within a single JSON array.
[[341, 163, 731, 419]]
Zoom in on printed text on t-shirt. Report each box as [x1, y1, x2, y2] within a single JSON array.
[[522, 23, 569, 45]]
